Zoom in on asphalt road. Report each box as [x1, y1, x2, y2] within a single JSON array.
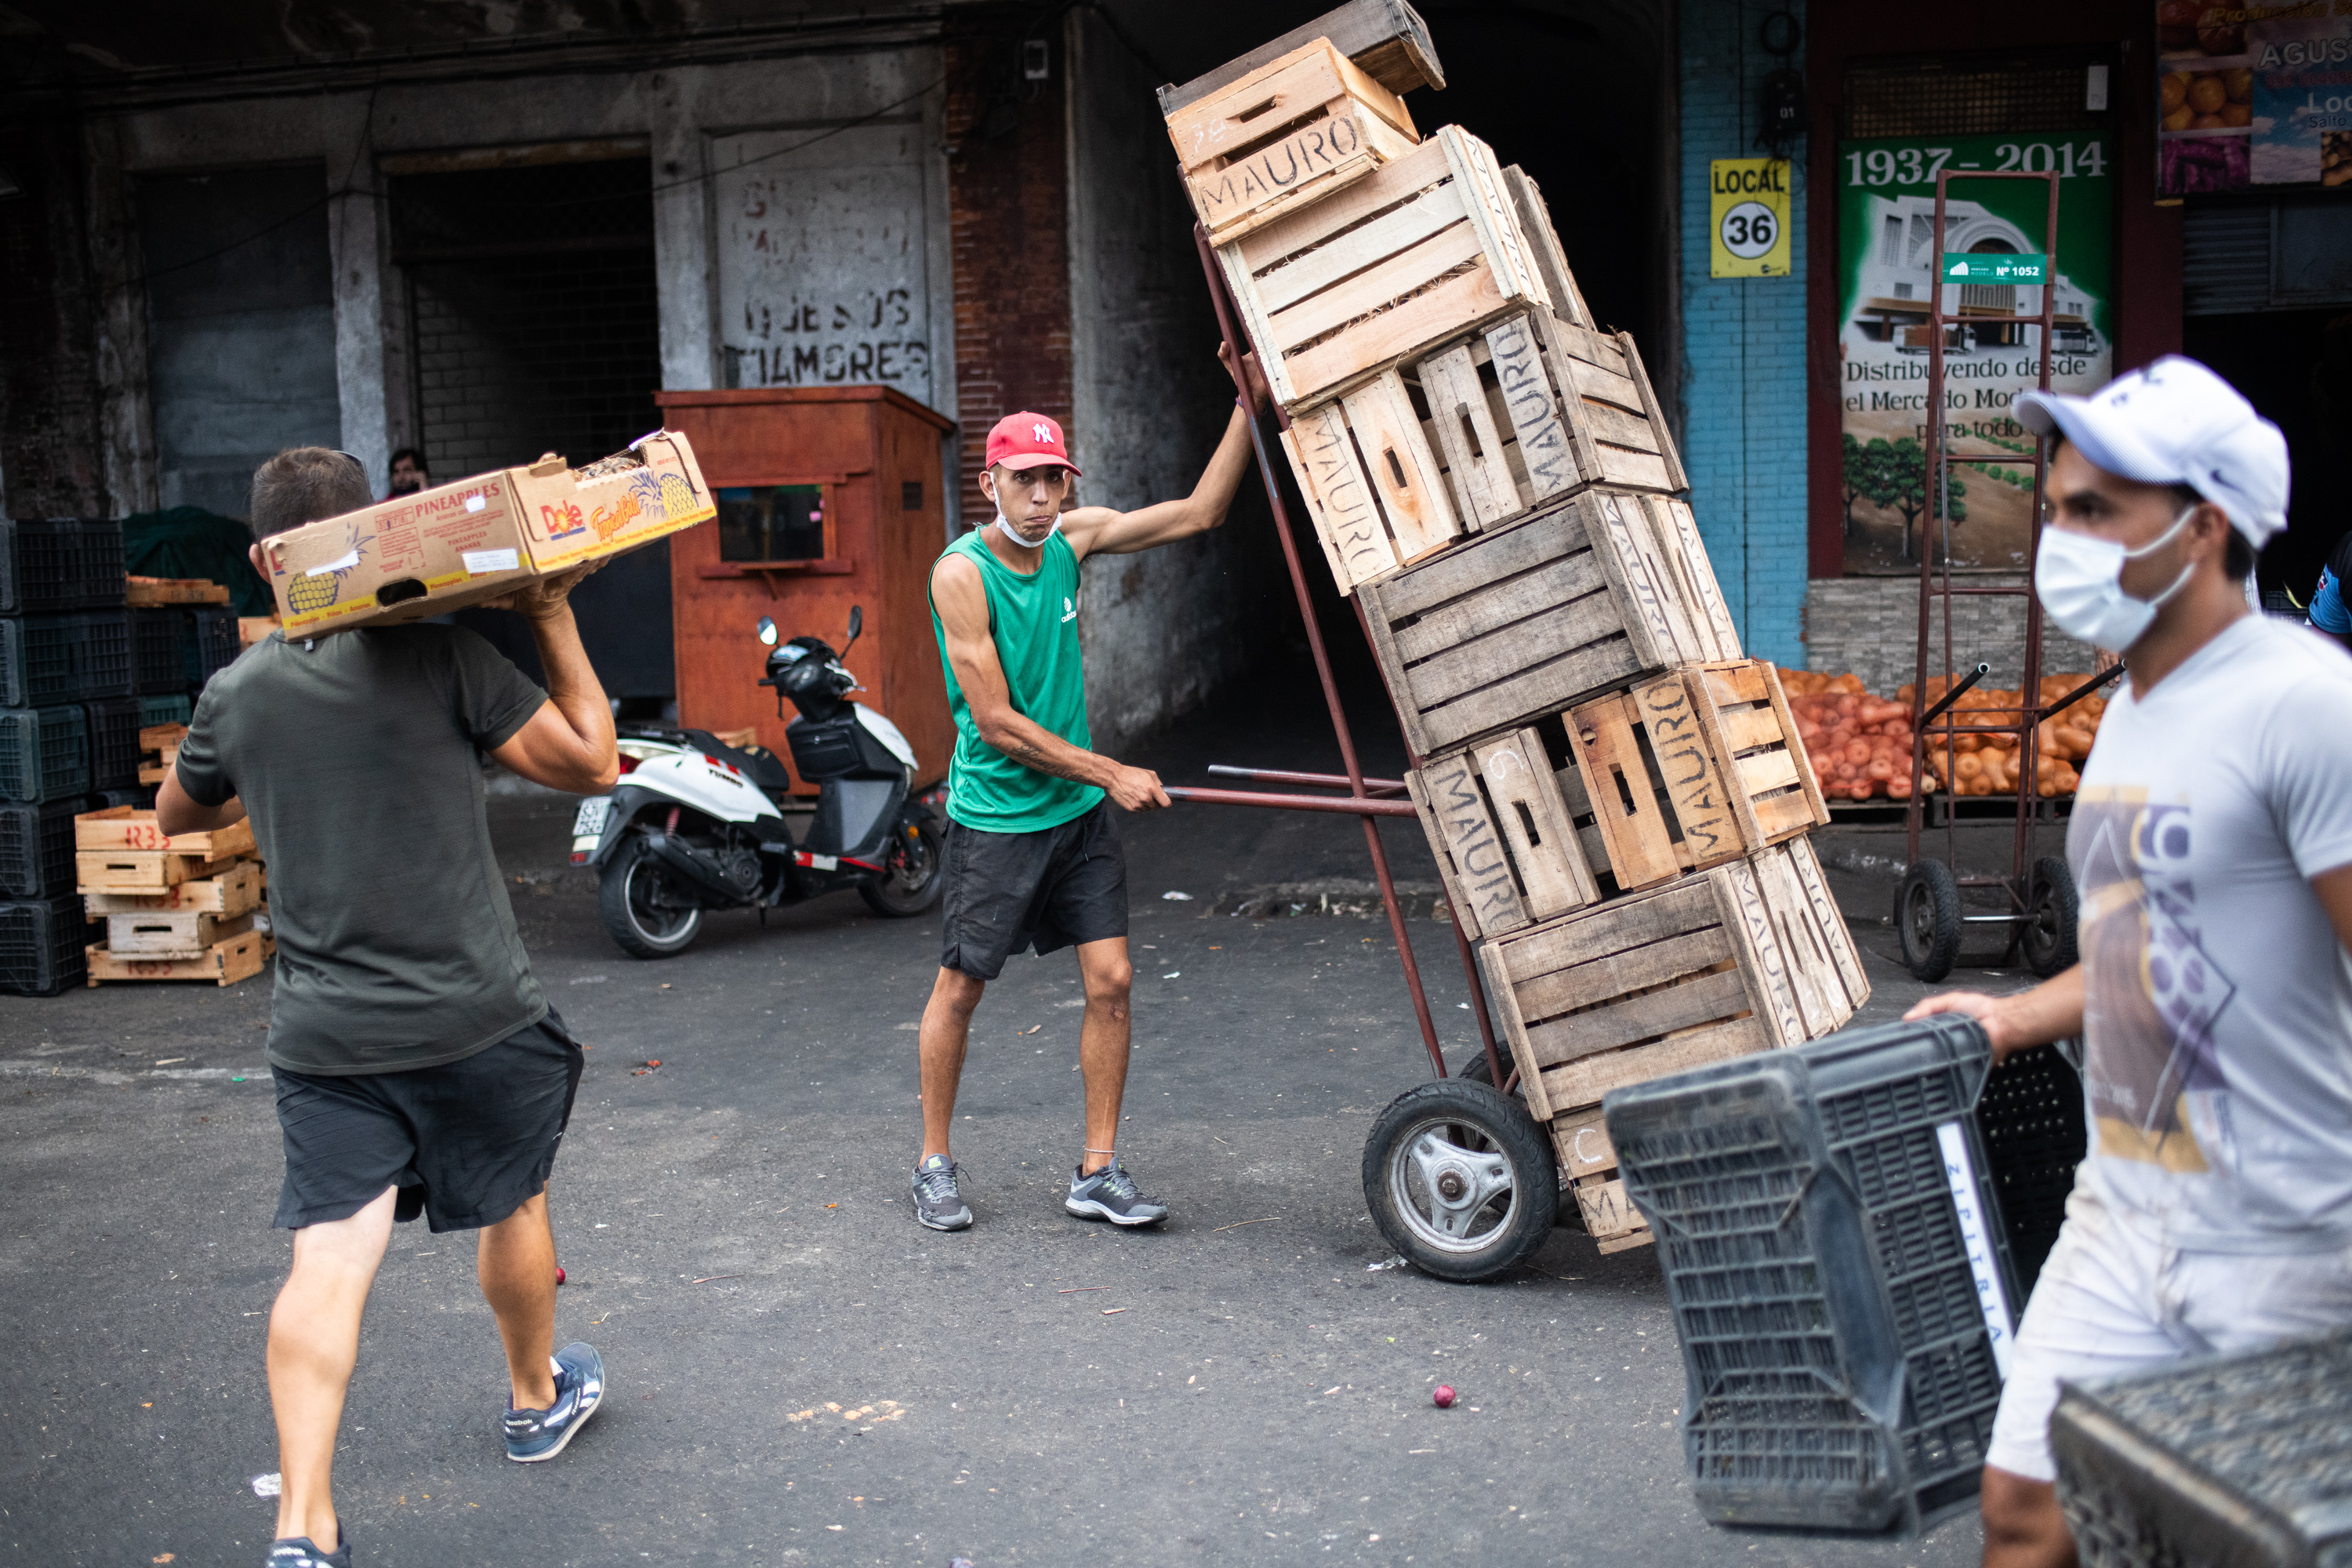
[[0, 690, 2054, 1568]]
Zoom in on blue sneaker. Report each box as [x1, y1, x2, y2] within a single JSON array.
[[503, 1342, 604, 1462], [266, 1532, 349, 1566]]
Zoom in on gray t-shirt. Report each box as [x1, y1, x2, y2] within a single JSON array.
[[176, 626, 550, 1076]]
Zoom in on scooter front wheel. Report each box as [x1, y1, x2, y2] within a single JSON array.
[[600, 837, 705, 959], [860, 817, 945, 918]]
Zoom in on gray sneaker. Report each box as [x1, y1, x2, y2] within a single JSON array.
[[1066, 1157, 1168, 1226], [912, 1154, 972, 1231]]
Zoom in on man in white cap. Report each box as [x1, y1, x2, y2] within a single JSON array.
[[1907, 356, 2352, 1567]]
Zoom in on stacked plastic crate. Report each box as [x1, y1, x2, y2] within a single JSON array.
[[1163, 5, 1865, 1254], [0, 519, 125, 993]]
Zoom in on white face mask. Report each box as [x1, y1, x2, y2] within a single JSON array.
[[989, 508, 1062, 550], [2033, 503, 2200, 652]]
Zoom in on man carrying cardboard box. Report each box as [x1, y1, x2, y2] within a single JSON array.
[[157, 447, 622, 1568], [911, 350, 1268, 1233]]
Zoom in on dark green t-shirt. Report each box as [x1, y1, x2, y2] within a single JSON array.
[[175, 626, 550, 1076]]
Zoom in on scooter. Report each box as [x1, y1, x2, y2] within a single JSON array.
[[573, 606, 944, 958]]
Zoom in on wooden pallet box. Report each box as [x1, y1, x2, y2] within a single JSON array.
[[104, 906, 260, 957], [74, 804, 252, 860], [85, 928, 271, 987], [1283, 319, 1706, 595], [1561, 660, 1829, 892], [1409, 662, 1824, 938], [1478, 839, 1869, 1250], [1165, 38, 1420, 243], [76, 849, 246, 893], [1356, 488, 1733, 758], [82, 860, 263, 917], [1157, 0, 1445, 117], [1220, 125, 1552, 412]]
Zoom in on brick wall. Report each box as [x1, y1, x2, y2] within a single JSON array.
[[946, 22, 1073, 528], [1679, 0, 1809, 666], [1802, 575, 2098, 695], [0, 122, 106, 517]]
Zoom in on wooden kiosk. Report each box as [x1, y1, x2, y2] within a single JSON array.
[[655, 387, 956, 793]]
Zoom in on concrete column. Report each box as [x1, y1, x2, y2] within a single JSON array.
[[648, 73, 717, 393], [82, 115, 159, 516], [324, 92, 387, 490]]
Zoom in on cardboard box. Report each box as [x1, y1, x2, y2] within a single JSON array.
[[263, 431, 716, 635]]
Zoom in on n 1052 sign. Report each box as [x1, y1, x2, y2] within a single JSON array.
[[1710, 158, 1792, 278]]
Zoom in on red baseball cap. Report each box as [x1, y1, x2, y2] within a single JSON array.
[[985, 411, 1080, 475]]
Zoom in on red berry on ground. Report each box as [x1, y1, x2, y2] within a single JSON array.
[[555, 1266, 567, 1286], [1432, 1385, 1456, 1408]]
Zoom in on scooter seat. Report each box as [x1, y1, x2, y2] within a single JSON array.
[[682, 731, 793, 797]]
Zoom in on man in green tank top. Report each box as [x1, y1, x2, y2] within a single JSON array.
[[914, 363, 1266, 1232]]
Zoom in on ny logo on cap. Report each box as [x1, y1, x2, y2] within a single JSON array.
[[1033, 423, 1056, 445]]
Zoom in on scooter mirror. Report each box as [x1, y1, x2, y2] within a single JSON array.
[[848, 605, 864, 641], [757, 615, 779, 646]]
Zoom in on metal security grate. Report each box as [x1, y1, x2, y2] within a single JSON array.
[[1846, 57, 2106, 139]]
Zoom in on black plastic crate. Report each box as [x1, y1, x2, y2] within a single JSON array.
[[0, 615, 81, 708], [131, 608, 183, 694], [139, 692, 192, 729], [0, 797, 78, 898], [81, 695, 143, 791], [185, 606, 239, 690], [76, 519, 125, 608], [1606, 1016, 2023, 1535], [89, 786, 154, 811], [2053, 1330, 2352, 1567], [0, 894, 92, 995], [0, 521, 82, 616], [1976, 1044, 2087, 1300], [73, 611, 133, 699], [0, 706, 90, 803]]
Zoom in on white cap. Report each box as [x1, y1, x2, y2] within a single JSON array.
[[2015, 355, 2290, 548]]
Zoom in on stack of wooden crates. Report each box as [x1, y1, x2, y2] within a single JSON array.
[[1163, 2, 1868, 1254], [74, 727, 272, 986]]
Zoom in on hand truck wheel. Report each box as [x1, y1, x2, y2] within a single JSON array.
[[2021, 855, 2080, 978], [1896, 858, 1964, 982]]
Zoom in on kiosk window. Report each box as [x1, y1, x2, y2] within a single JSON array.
[[718, 485, 825, 561]]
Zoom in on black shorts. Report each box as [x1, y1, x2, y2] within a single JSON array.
[[270, 1008, 585, 1234], [940, 800, 1128, 981]]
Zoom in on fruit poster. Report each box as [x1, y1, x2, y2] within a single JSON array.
[[1837, 132, 2114, 575], [2160, 2, 2352, 194]]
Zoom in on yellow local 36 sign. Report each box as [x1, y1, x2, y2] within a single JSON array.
[[1710, 158, 1791, 278]]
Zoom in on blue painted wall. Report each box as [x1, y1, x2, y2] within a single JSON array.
[[1679, 0, 1809, 666]]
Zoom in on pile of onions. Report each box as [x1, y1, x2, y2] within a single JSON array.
[[1776, 669, 2107, 801]]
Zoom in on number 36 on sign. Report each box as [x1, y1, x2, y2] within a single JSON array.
[[1710, 158, 1791, 278]]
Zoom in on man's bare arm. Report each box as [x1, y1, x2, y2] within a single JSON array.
[[487, 565, 620, 795], [155, 772, 245, 837], [1063, 347, 1272, 561], [932, 556, 1168, 811], [1904, 966, 2085, 1063]]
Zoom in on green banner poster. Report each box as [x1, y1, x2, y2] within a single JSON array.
[[1837, 131, 2114, 575]]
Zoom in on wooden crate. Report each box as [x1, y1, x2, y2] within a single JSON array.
[[1561, 660, 1829, 892], [1356, 488, 1730, 758], [1406, 726, 1594, 939], [238, 616, 278, 648], [1219, 125, 1552, 412], [74, 804, 252, 860], [104, 906, 258, 957], [1282, 370, 1463, 590], [1157, 0, 1445, 117], [125, 576, 229, 606], [82, 861, 263, 917], [76, 849, 245, 893], [1165, 38, 1420, 243], [1479, 840, 1870, 1251], [1282, 317, 1707, 593], [85, 928, 270, 987], [137, 723, 187, 786]]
